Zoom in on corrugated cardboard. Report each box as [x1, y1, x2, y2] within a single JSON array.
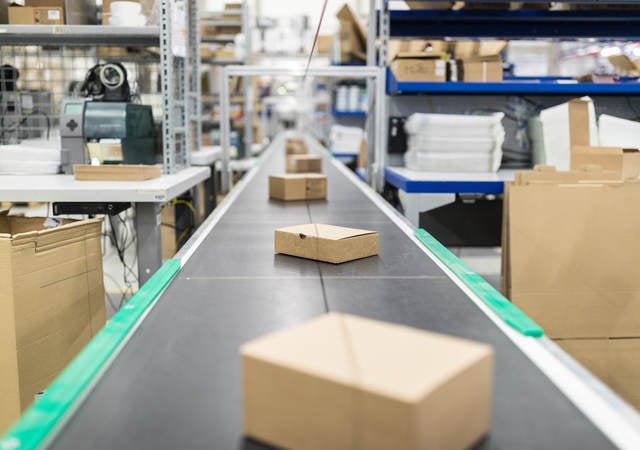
[[503, 169, 640, 339], [406, 1, 452, 9], [286, 154, 323, 174], [556, 338, 640, 410], [336, 4, 366, 62], [0, 216, 105, 432], [285, 138, 308, 155], [73, 164, 162, 181], [458, 54, 502, 82], [8, 5, 63, 24], [269, 174, 327, 201], [274, 224, 378, 264], [242, 313, 494, 450], [390, 52, 447, 82], [608, 55, 640, 77], [569, 99, 640, 179], [454, 41, 480, 59]]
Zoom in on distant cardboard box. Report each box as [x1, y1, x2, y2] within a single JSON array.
[[286, 154, 322, 174], [569, 98, 640, 179], [285, 138, 308, 155], [242, 313, 494, 450], [0, 215, 105, 432], [457, 54, 503, 82], [390, 52, 447, 82], [269, 174, 327, 201], [8, 4, 63, 24], [275, 223, 378, 264]]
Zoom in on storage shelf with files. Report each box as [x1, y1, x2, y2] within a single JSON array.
[[0, 25, 159, 46], [386, 167, 517, 194], [384, 9, 640, 39], [387, 70, 640, 96]]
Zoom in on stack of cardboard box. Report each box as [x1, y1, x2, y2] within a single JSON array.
[[0, 215, 106, 431]]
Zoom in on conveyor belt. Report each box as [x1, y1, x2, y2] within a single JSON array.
[[33, 136, 628, 449]]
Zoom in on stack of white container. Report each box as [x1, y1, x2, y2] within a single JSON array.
[[330, 125, 364, 154], [404, 112, 505, 172]]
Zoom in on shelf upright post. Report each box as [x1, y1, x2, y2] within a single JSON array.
[[221, 65, 232, 193], [186, 0, 201, 164], [160, 0, 176, 174], [373, 0, 389, 191], [241, 0, 253, 159], [365, 0, 377, 186]]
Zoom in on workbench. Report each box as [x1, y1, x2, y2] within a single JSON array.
[[2, 134, 639, 450], [0, 166, 210, 283]]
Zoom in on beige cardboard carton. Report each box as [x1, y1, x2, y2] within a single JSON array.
[[556, 338, 640, 410], [242, 313, 494, 450], [569, 99, 640, 179], [8, 5, 63, 24], [285, 138, 308, 155], [390, 52, 447, 82], [503, 172, 640, 339], [269, 174, 327, 201], [458, 54, 502, 82], [336, 4, 366, 63], [286, 154, 322, 174], [275, 224, 378, 264], [0, 216, 105, 432]]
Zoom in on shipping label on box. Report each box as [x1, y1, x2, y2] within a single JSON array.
[[242, 313, 494, 450], [269, 174, 327, 201], [390, 52, 447, 82], [275, 223, 378, 264], [286, 154, 322, 174]]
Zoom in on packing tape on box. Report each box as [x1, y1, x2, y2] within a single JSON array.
[[0, 259, 182, 450], [413, 228, 543, 338]]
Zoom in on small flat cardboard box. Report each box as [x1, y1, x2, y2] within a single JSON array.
[[390, 52, 447, 82], [9, 5, 63, 24], [269, 174, 327, 201], [274, 224, 378, 264], [285, 138, 308, 155], [556, 338, 640, 410], [73, 164, 162, 181], [242, 313, 494, 450], [458, 54, 502, 82], [569, 99, 640, 179], [286, 154, 323, 174], [0, 215, 105, 432]]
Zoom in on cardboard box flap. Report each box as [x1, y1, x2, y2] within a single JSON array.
[[336, 3, 366, 49], [279, 224, 375, 241], [241, 313, 493, 401], [461, 54, 502, 63], [608, 55, 639, 74], [393, 51, 445, 61]]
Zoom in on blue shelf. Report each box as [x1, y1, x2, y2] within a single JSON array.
[[355, 168, 366, 181], [331, 109, 367, 118], [385, 9, 640, 39], [387, 69, 640, 95], [332, 151, 359, 158], [385, 167, 515, 194]]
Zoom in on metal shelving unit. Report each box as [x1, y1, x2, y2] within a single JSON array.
[[0, 0, 201, 174], [368, 0, 640, 194]]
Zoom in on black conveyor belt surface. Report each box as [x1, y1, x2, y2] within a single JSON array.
[[49, 141, 614, 450]]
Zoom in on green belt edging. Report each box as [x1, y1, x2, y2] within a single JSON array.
[[0, 258, 182, 450], [414, 228, 543, 338]]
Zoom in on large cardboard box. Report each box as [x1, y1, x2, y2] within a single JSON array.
[[458, 54, 502, 82], [8, 5, 63, 24], [0, 215, 105, 432], [336, 4, 366, 63], [556, 338, 640, 410], [390, 52, 447, 82], [502, 168, 640, 339], [285, 138, 308, 155], [569, 99, 640, 179], [286, 154, 323, 174], [269, 174, 327, 201], [242, 313, 494, 450], [275, 224, 378, 264]]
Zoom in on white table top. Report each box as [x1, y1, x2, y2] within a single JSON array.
[[0, 166, 210, 203], [387, 166, 517, 182], [192, 147, 223, 166]]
